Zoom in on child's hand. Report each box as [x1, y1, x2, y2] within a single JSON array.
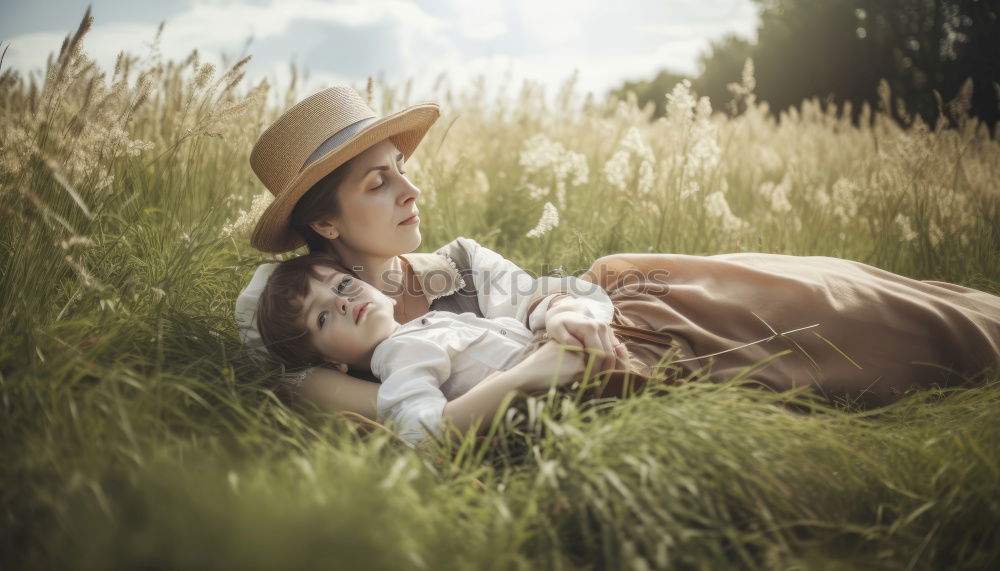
[[509, 340, 591, 394]]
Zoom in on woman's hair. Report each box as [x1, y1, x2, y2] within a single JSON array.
[[257, 252, 355, 367], [290, 155, 360, 252]]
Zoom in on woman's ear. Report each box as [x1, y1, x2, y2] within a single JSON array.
[[309, 218, 340, 240], [327, 361, 348, 373]]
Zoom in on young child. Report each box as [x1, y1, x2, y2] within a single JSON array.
[[256, 252, 625, 444]]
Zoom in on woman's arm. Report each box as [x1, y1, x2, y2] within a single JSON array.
[[454, 237, 611, 324], [294, 367, 380, 420]]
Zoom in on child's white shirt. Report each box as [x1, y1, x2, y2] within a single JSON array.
[[371, 294, 613, 444]]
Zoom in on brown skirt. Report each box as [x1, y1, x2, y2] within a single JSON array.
[[601, 253, 1000, 406]]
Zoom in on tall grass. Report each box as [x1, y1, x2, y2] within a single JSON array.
[[2, 13, 999, 570]]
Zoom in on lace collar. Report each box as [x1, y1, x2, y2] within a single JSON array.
[[399, 252, 467, 303]]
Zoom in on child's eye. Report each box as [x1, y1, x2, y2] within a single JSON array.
[[336, 277, 353, 294], [370, 176, 384, 190], [318, 310, 328, 328]]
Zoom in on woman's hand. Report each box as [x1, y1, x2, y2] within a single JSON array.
[[544, 297, 626, 373]]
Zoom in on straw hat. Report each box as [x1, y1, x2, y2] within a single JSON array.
[[249, 84, 440, 253]]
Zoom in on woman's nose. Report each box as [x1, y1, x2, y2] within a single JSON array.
[[397, 175, 420, 205]]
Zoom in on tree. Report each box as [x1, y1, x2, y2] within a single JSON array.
[[611, 0, 1000, 131], [609, 69, 691, 118], [692, 34, 755, 115]]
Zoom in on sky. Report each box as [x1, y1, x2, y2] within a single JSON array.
[[0, 0, 759, 101]]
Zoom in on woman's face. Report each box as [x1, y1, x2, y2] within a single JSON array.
[[310, 139, 422, 260]]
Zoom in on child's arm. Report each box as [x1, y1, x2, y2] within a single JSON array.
[[375, 335, 586, 443], [441, 340, 586, 432]]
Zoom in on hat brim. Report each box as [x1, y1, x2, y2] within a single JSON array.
[[250, 103, 440, 253]]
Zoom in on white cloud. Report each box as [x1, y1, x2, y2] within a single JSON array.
[[4, 0, 449, 90], [515, 0, 598, 46], [449, 0, 507, 41], [3, 0, 759, 103]]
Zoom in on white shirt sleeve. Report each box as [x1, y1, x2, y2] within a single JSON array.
[[372, 335, 452, 444], [526, 292, 615, 332], [455, 236, 614, 326]]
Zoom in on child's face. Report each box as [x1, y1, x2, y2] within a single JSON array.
[[299, 264, 399, 370]]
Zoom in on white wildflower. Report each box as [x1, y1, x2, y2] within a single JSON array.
[[937, 189, 975, 231], [603, 150, 631, 192], [125, 137, 154, 157], [672, 91, 720, 173], [680, 180, 700, 200], [665, 80, 696, 125], [830, 178, 859, 225], [519, 134, 589, 195], [519, 134, 564, 174], [637, 160, 655, 195], [727, 58, 757, 104], [93, 172, 114, 191], [759, 176, 792, 213], [621, 127, 654, 164], [473, 169, 490, 194], [687, 134, 720, 172], [524, 183, 549, 200], [704, 191, 745, 232], [894, 213, 918, 242], [223, 190, 272, 236], [812, 186, 831, 208], [759, 147, 783, 174], [564, 150, 589, 186], [526, 202, 559, 238], [695, 95, 712, 122], [928, 220, 944, 247]]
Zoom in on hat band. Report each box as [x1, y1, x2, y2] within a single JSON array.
[[300, 116, 378, 172]]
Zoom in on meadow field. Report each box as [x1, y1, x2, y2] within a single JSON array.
[[2, 16, 1000, 570]]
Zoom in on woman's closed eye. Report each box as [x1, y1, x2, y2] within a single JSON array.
[[369, 164, 407, 190], [336, 276, 353, 294]]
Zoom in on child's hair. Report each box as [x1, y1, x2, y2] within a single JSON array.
[[257, 252, 355, 368]]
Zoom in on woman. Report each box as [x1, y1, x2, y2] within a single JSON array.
[[236, 85, 1000, 426]]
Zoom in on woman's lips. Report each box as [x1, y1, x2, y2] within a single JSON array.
[[353, 302, 369, 324], [399, 213, 419, 225]]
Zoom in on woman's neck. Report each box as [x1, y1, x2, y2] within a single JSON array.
[[328, 245, 405, 296]]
